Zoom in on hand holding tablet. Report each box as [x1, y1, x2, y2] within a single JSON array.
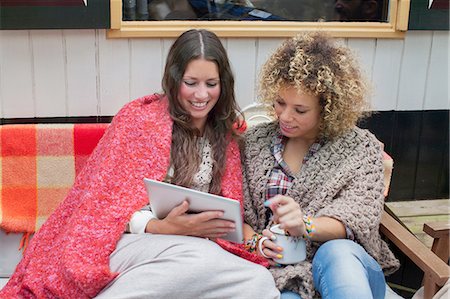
[[143, 178, 244, 243]]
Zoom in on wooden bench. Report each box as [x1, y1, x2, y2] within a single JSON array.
[[1, 120, 448, 298]]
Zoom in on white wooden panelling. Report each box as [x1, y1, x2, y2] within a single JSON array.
[[397, 31, 433, 110], [227, 38, 257, 109], [372, 39, 404, 111], [0, 278, 8, 288], [98, 30, 130, 116], [0, 30, 448, 118], [424, 31, 450, 110], [64, 30, 98, 116], [0, 31, 34, 118], [130, 39, 163, 99], [0, 45, 2, 118], [220, 37, 228, 50], [255, 38, 284, 71], [347, 39, 376, 81], [0, 34, 3, 118], [31, 30, 66, 117], [246, 38, 284, 108], [161, 38, 176, 74]]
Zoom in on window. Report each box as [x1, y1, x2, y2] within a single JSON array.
[[108, 0, 411, 38], [0, 1, 109, 29]]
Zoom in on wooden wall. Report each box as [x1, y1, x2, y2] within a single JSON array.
[[0, 29, 448, 200]]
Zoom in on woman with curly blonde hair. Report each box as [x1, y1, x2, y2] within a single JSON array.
[[242, 32, 399, 299]]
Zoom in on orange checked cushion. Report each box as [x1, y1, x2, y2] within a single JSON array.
[[0, 123, 108, 233]]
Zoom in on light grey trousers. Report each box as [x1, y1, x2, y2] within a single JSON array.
[[96, 234, 280, 299]]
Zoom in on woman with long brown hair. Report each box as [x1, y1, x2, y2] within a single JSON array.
[[2, 29, 279, 299]]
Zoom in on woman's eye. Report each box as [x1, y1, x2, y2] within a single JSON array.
[[276, 100, 285, 106], [206, 82, 218, 87], [295, 109, 306, 114], [184, 81, 196, 86]]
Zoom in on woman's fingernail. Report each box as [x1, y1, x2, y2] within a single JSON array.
[[263, 200, 271, 207], [275, 263, 282, 267], [276, 254, 283, 259], [277, 247, 283, 252], [270, 235, 277, 241]]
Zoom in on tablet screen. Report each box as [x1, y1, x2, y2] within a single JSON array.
[[143, 178, 243, 243]]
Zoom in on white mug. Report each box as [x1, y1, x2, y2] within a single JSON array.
[[259, 224, 306, 264]]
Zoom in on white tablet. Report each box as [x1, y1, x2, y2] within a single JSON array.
[[143, 178, 243, 244]]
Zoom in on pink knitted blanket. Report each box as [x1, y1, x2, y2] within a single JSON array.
[[1, 94, 267, 298]]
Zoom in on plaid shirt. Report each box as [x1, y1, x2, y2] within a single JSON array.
[[264, 133, 322, 224], [266, 133, 322, 201], [264, 132, 354, 240]]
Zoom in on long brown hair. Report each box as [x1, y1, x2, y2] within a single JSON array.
[[162, 29, 240, 194]]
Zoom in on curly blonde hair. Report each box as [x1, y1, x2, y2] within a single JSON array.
[[258, 32, 371, 139]]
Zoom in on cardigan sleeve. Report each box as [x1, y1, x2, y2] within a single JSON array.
[[241, 122, 279, 232], [314, 136, 387, 263], [241, 126, 268, 231], [242, 138, 258, 228]]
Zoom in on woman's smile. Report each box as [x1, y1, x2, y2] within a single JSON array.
[[189, 100, 209, 109], [279, 122, 297, 134]]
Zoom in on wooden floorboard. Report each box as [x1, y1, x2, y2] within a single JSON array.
[[386, 199, 450, 248], [386, 199, 450, 217]]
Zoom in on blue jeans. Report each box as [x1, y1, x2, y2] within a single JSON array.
[[312, 239, 386, 299], [280, 290, 302, 299]]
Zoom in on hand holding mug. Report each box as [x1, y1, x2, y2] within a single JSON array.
[[257, 228, 283, 266], [258, 224, 306, 265]]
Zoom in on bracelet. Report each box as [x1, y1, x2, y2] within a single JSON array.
[[244, 233, 262, 253], [302, 215, 316, 239]]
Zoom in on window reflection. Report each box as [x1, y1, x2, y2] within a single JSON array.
[[123, 0, 389, 23], [334, 0, 388, 22]]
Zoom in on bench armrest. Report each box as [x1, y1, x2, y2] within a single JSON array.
[[423, 221, 450, 268], [380, 210, 449, 287]]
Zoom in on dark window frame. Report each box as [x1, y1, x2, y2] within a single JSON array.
[[0, 0, 109, 29]]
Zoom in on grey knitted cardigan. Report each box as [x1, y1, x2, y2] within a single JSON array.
[[242, 121, 400, 299]]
